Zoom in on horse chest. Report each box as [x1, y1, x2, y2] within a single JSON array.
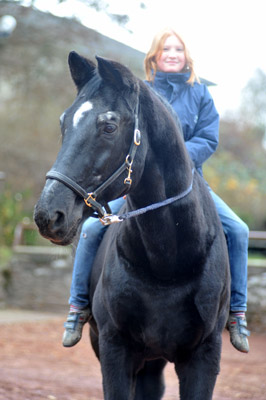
[[102, 276, 203, 358]]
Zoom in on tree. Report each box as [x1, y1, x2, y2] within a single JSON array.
[[204, 69, 266, 229], [240, 68, 266, 128]]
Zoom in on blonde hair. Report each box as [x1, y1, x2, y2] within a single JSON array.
[[144, 28, 200, 86]]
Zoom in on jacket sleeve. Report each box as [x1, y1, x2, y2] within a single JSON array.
[[185, 85, 219, 168]]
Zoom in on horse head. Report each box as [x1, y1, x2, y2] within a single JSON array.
[[34, 52, 146, 245]]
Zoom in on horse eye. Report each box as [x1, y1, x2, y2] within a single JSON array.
[[104, 123, 117, 134]]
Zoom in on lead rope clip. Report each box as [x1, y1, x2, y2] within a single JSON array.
[[100, 214, 122, 226]]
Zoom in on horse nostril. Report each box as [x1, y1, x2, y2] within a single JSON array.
[[35, 208, 66, 236], [51, 211, 65, 229]]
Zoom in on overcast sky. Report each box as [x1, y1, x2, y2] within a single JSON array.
[[21, 0, 266, 116]]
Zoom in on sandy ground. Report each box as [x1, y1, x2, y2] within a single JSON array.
[[0, 309, 265, 400]]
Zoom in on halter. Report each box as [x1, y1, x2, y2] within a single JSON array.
[[46, 95, 195, 226], [46, 98, 141, 219]]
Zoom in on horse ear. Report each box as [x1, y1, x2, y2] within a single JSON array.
[[96, 56, 137, 91], [68, 51, 96, 91]]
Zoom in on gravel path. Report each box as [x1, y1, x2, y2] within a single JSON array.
[[0, 310, 265, 399]]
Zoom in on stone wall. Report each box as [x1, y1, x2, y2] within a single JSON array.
[[2, 248, 73, 314], [246, 265, 266, 332], [2, 250, 266, 331]]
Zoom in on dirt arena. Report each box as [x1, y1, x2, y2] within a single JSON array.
[[0, 312, 265, 400]]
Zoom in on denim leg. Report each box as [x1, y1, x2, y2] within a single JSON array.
[[209, 190, 249, 311], [69, 197, 126, 308]]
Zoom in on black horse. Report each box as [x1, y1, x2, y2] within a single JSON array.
[[34, 52, 230, 400]]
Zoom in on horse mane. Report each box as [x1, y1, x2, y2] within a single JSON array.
[[138, 80, 188, 168], [144, 83, 183, 137], [139, 80, 184, 142]]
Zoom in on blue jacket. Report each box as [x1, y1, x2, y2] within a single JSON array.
[[146, 71, 219, 176]]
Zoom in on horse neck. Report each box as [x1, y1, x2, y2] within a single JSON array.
[[121, 100, 194, 279], [131, 92, 192, 208]]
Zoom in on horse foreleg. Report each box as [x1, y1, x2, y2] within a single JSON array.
[[99, 332, 141, 400], [134, 359, 167, 400], [175, 332, 222, 400]]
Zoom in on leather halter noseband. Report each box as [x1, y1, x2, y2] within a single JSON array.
[[46, 98, 141, 219]]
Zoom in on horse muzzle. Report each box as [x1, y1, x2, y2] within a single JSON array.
[[34, 181, 85, 245]]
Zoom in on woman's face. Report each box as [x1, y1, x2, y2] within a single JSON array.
[[156, 35, 186, 73]]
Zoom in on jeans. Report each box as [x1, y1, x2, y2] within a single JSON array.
[[69, 191, 249, 312], [69, 197, 125, 308], [209, 190, 249, 311]]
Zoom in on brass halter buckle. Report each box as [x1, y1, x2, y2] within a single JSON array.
[[124, 155, 133, 186], [84, 193, 96, 207], [124, 129, 141, 186]]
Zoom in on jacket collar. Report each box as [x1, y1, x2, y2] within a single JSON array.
[[154, 71, 190, 84]]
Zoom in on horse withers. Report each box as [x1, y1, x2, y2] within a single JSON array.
[[34, 51, 230, 400]]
